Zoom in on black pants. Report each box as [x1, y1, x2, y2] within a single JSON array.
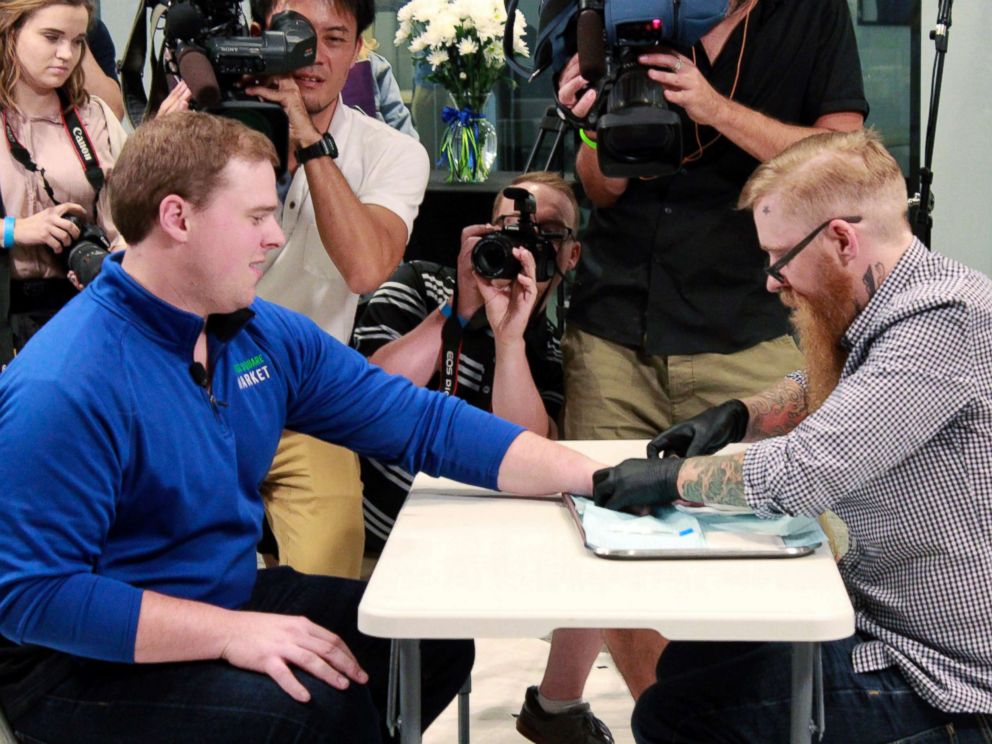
[[13, 568, 474, 744], [3, 278, 77, 364]]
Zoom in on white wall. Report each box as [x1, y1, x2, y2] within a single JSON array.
[[98, 0, 138, 64], [919, 0, 992, 274]]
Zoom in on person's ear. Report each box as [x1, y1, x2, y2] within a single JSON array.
[[562, 238, 581, 272], [832, 218, 859, 267], [159, 194, 192, 243], [351, 35, 365, 67], [250, 21, 263, 36]]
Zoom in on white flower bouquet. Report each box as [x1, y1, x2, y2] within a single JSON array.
[[395, 0, 529, 181], [395, 0, 529, 113]]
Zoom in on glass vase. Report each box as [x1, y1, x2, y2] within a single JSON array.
[[438, 96, 497, 183]]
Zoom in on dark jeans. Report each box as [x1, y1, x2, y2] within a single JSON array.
[[11, 567, 473, 744], [633, 636, 991, 744]]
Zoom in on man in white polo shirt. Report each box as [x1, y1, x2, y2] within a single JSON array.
[[246, 0, 429, 577]]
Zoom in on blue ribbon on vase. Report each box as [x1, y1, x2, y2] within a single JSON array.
[[439, 106, 485, 174], [441, 105, 483, 126]]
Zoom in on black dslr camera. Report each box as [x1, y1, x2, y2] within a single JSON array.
[[62, 215, 111, 287], [504, 0, 730, 177], [471, 187, 558, 282]]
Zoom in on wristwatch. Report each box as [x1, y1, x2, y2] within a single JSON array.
[[295, 132, 338, 164]]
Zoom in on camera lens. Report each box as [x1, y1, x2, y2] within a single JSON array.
[[67, 242, 110, 287], [59, 215, 111, 287], [472, 232, 522, 280]]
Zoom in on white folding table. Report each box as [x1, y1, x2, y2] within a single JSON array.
[[358, 440, 855, 743]]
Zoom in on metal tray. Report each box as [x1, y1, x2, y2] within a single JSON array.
[[563, 494, 819, 560]]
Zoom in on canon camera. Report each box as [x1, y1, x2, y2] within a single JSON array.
[[471, 187, 558, 282], [62, 215, 111, 287]]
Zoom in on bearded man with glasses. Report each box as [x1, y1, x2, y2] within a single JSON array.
[[592, 129, 992, 743]]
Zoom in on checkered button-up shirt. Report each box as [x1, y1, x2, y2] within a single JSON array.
[[743, 239, 992, 713]]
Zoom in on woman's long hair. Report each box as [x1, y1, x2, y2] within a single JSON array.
[[0, 0, 94, 113]]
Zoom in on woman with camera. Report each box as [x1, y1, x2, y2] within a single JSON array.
[[0, 0, 127, 365]]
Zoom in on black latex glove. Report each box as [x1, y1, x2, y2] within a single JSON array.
[[646, 400, 749, 459], [592, 457, 683, 512]]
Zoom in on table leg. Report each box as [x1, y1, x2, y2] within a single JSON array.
[[790, 642, 816, 744], [457, 673, 471, 744], [399, 639, 422, 744]]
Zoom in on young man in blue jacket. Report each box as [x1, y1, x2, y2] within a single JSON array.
[[0, 111, 602, 743]]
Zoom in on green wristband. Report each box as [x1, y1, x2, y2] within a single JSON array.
[[578, 128, 598, 150]]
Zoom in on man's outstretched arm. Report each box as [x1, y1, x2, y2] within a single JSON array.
[[496, 432, 603, 497]]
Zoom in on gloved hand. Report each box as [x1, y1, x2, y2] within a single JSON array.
[[592, 457, 683, 512], [646, 400, 749, 459]]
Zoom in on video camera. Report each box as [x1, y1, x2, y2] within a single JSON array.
[[471, 188, 558, 282], [121, 0, 317, 172], [504, 0, 729, 177]]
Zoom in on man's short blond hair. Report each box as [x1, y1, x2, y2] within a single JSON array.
[[109, 112, 278, 244], [492, 171, 580, 229], [739, 129, 908, 239]]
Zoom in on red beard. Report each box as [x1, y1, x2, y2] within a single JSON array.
[[780, 255, 858, 412]]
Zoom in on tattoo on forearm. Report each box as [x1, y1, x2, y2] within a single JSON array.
[[743, 378, 807, 440], [680, 455, 748, 508]]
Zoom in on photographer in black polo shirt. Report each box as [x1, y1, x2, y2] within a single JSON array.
[[551, 0, 870, 716]]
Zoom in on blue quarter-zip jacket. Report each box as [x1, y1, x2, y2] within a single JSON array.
[[0, 254, 523, 662]]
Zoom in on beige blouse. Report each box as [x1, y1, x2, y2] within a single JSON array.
[[0, 95, 126, 280]]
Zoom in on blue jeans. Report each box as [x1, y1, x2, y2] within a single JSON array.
[[633, 636, 991, 744], [11, 568, 473, 744]]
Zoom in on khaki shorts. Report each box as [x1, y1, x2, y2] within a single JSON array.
[[261, 431, 365, 579], [562, 326, 805, 440]]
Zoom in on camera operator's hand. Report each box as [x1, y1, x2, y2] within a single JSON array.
[[647, 400, 749, 459], [13, 203, 85, 252], [639, 50, 724, 128], [454, 224, 491, 322], [557, 53, 598, 119], [592, 456, 683, 513], [560, 53, 629, 207], [245, 77, 322, 150], [476, 247, 539, 345], [157, 80, 192, 117]]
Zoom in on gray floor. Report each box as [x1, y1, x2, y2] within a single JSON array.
[[423, 637, 636, 743]]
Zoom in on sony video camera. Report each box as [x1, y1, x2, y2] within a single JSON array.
[[122, 0, 317, 172], [471, 188, 558, 282], [504, 0, 729, 177]]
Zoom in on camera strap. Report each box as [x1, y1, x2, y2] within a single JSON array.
[[2, 91, 104, 218], [120, 0, 172, 126], [438, 283, 498, 402], [439, 313, 464, 396], [439, 284, 465, 396]]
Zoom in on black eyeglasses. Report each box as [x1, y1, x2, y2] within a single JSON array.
[[764, 216, 862, 283]]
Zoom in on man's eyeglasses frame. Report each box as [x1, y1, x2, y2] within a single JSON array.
[[764, 215, 862, 283]]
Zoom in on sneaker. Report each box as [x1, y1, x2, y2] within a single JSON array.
[[515, 685, 614, 744]]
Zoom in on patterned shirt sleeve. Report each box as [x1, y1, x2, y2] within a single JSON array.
[[743, 300, 974, 518]]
